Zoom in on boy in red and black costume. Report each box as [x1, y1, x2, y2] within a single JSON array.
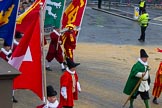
[[62, 24, 79, 64], [46, 29, 65, 71], [0, 41, 18, 103], [37, 85, 60, 108], [0, 42, 12, 61], [59, 58, 81, 108], [13, 31, 23, 52]]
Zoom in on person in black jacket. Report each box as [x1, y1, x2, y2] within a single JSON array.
[[98, 0, 102, 9]]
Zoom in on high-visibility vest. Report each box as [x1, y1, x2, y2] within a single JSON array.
[[138, 13, 149, 27], [140, 1, 145, 8]]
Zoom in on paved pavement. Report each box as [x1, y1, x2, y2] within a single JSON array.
[[13, 6, 162, 108]]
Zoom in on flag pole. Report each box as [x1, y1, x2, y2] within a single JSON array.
[[11, 0, 21, 49], [39, 2, 47, 104], [60, 0, 67, 30], [76, 0, 87, 42]]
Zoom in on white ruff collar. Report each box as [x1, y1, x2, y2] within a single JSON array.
[[44, 100, 59, 108], [138, 58, 148, 66], [1, 48, 12, 55], [66, 67, 75, 74]]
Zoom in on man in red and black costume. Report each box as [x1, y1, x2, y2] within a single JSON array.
[[62, 24, 79, 65], [46, 29, 65, 71], [152, 48, 162, 104], [59, 58, 81, 108]]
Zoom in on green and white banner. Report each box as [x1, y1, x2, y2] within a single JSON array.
[[44, 0, 65, 34]]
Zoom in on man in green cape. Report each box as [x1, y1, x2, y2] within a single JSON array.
[[123, 49, 151, 108]]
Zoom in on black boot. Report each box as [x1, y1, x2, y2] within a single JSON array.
[[153, 97, 158, 104], [12, 96, 18, 103], [46, 67, 52, 71], [138, 38, 145, 42], [62, 68, 66, 72]]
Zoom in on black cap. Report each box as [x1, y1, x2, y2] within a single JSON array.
[[3, 41, 10, 47], [66, 58, 80, 69], [140, 49, 149, 58], [15, 31, 23, 39], [47, 85, 57, 97]]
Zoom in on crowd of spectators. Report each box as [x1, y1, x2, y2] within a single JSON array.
[[18, 0, 35, 15]]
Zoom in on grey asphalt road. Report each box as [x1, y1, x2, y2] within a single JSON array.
[[79, 7, 162, 45], [105, 5, 162, 24], [13, 7, 162, 108], [103, 6, 162, 19]]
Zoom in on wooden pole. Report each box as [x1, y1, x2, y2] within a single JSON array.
[[39, 2, 47, 104]]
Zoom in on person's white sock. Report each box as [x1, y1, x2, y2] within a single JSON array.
[[61, 63, 65, 69], [46, 60, 50, 68], [12, 90, 15, 96]]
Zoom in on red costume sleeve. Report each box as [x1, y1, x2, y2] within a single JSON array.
[[61, 72, 69, 87], [157, 48, 162, 53], [75, 72, 78, 82], [69, 33, 76, 49], [50, 32, 58, 42], [0, 51, 8, 61]]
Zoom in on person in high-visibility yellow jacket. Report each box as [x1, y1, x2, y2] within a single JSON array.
[[139, 0, 146, 15], [138, 9, 149, 42]]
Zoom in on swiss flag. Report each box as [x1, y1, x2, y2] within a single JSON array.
[[8, 10, 43, 100]]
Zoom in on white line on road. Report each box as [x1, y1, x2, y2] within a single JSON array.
[[153, 16, 162, 21], [149, 22, 162, 26]]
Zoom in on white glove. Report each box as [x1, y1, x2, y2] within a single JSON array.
[[61, 87, 67, 99], [77, 82, 81, 92], [76, 27, 81, 31], [1, 48, 12, 55], [53, 29, 61, 36], [58, 41, 62, 44]]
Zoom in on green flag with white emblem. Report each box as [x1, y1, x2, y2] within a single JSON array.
[[44, 0, 65, 33]]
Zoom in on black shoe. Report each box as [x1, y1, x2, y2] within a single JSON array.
[[46, 67, 52, 71], [129, 106, 133, 108], [12, 96, 18, 103], [138, 39, 145, 42], [138, 38, 141, 41], [153, 98, 159, 104], [62, 68, 66, 72], [63, 62, 67, 65]]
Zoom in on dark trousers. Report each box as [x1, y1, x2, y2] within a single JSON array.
[[139, 7, 145, 15], [98, 0, 102, 8], [140, 26, 147, 41], [131, 91, 150, 100], [63, 106, 73, 108]]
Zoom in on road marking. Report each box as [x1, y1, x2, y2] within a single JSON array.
[[97, 25, 104, 27], [149, 22, 162, 26], [153, 16, 162, 21]]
